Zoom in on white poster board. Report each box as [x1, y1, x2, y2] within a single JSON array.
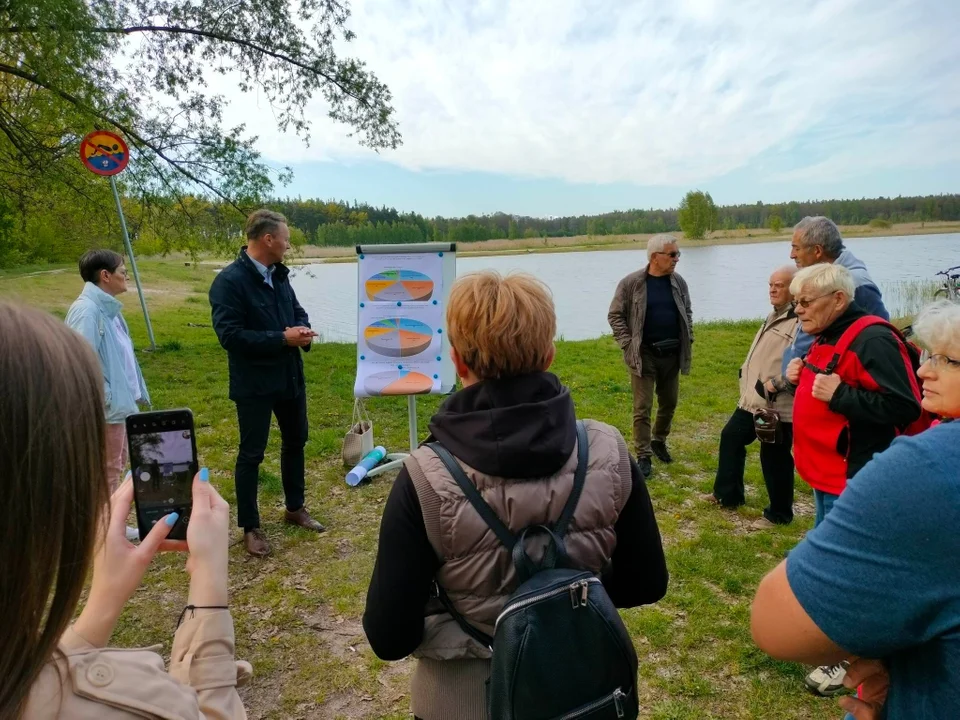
[[354, 243, 457, 397]]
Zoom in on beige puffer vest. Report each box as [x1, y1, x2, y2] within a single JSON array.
[[402, 419, 632, 720]]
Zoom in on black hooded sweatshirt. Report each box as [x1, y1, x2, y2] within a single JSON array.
[[362, 372, 669, 661]]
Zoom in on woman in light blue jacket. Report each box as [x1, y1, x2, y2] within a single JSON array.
[[65, 250, 150, 507]]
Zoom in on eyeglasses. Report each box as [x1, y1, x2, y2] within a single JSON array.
[[655, 251, 681, 259], [794, 292, 836, 309], [925, 354, 960, 370]]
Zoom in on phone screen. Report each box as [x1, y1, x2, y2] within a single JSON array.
[[126, 410, 197, 541]]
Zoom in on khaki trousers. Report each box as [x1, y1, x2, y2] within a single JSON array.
[[630, 347, 680, 458]]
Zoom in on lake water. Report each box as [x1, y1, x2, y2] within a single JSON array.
[[291, 233, 960, 343]]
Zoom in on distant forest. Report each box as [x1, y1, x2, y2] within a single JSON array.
[[273, 193, 960, 247], [3, 191, 959, 267]]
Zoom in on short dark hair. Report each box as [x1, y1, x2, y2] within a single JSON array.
[[78, 249, 124, 284], [245, 209, 287, 241]]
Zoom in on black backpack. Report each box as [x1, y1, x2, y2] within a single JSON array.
[[428, 421, 640, 720]]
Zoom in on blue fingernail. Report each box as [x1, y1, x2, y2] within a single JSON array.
[[165, 512, 179, 527], [125, 470, 132, 481], [199, 467, 209, 482]]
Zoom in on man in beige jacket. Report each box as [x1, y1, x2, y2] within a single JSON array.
[[705, 266, 798, 527], [608, 235, 693, 478]]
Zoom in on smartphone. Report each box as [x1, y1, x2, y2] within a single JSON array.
[[126, 409, 198, 541]]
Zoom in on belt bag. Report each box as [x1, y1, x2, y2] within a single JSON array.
[[753, 407, 782, 444], [647, 338, 681, 356]]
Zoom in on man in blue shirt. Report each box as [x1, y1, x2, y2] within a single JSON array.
[[781, 216, 889, 374], [751, 420, 960, 718]]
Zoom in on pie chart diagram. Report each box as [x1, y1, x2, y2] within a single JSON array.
[[364, 369, 433, 396], [364, 318, 433, 357], [365, 270, 434, 302]]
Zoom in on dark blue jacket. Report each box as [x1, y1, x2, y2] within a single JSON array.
[[209, 248, 311, 401]]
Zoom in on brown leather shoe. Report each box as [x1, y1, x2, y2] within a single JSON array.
[[284, 507, 326, 533], [244, 528, 271, 558]]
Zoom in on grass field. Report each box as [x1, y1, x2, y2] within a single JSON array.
[[0, 261, 850, 720]]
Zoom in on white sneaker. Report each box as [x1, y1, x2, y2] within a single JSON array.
[[125, 526, 140, 542], [804, 661, 850, 696]]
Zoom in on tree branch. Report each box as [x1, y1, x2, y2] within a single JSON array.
[[0, 61, 245, 211], [4, 24, 372, 110]]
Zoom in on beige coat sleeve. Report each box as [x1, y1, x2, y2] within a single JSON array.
[[25, 612, 248, 720], [169, 610, 249, 720], [607, 278, 632, 349]]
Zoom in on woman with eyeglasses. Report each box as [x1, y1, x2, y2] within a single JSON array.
[[752, 299, 960, 718], [773, 262, 924, 699]]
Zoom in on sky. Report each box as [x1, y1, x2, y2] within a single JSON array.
[[221, 0, 960, 218]]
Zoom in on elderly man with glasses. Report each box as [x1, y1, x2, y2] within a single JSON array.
[[782, 216, 889, 376], [608, 234, 693, 478]]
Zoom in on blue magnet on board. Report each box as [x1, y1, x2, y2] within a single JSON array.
[[397, 301, 402, 306], [359, 254, 365, 259], [398, 364, 403, 369], [360, 302, 365, 308], [360, 355, 366, 360], [432, 300, 438, 305], [434, 374, 439, 379], [437, 328, 443, 334], [436, 356, 441, 361], [439, 252, 444, 257]]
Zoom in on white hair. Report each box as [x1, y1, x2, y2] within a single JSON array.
[[770, 265, 797, 281], [647, 234, 678, 260], [790, 263, 855, 301], [913, 300, 960, 353]]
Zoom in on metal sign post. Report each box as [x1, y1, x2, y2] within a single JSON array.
[[80, 129, 156, 350], [109, 175, 156, 350]]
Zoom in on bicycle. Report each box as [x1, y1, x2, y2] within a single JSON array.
[[934, 265, 960, 302]]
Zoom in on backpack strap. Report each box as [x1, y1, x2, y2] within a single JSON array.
[[426, 420, 589, 549], [432, 582, 494, 650], [426, 443, 516, 550], [555, 420, 589, 538], [813, 315, 892, 374], [424, 420, 589, 647]]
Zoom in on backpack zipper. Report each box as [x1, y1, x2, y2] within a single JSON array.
[[495, 577, 601, 629], [555, 687, 627, 719]]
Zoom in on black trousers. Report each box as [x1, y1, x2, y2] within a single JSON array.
[[234, 390, 308, 529], [713, 407, 795, 524]]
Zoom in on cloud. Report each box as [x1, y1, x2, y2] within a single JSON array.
[[220, 0, 960, 187]]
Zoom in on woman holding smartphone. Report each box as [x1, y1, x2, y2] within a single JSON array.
[[0, 302, 249, 719]]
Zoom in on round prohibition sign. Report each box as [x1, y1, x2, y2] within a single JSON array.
[[80, 130, 129, 176]]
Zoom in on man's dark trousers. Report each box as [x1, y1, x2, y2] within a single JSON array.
[[235, 390, 308, 530], [631, 345, 680, 459], [713, 407, 794, 524]]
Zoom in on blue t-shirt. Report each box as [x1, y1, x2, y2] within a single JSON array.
[[643, 274, 680, 344], [787, 421, 960, 719]]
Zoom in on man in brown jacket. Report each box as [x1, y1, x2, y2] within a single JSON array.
[[363, 271, 668, 720], [608, 234, 693, 478], [705, 266, 798, 527]]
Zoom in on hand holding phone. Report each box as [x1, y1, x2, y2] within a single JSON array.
[[126, 409, 198, 541]]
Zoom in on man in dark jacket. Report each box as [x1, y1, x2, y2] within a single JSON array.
[[209, 209, 326, 557], [607, 234, 693, 478]]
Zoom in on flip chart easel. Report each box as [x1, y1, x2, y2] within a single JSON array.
[[354, 242, 457, 478]]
